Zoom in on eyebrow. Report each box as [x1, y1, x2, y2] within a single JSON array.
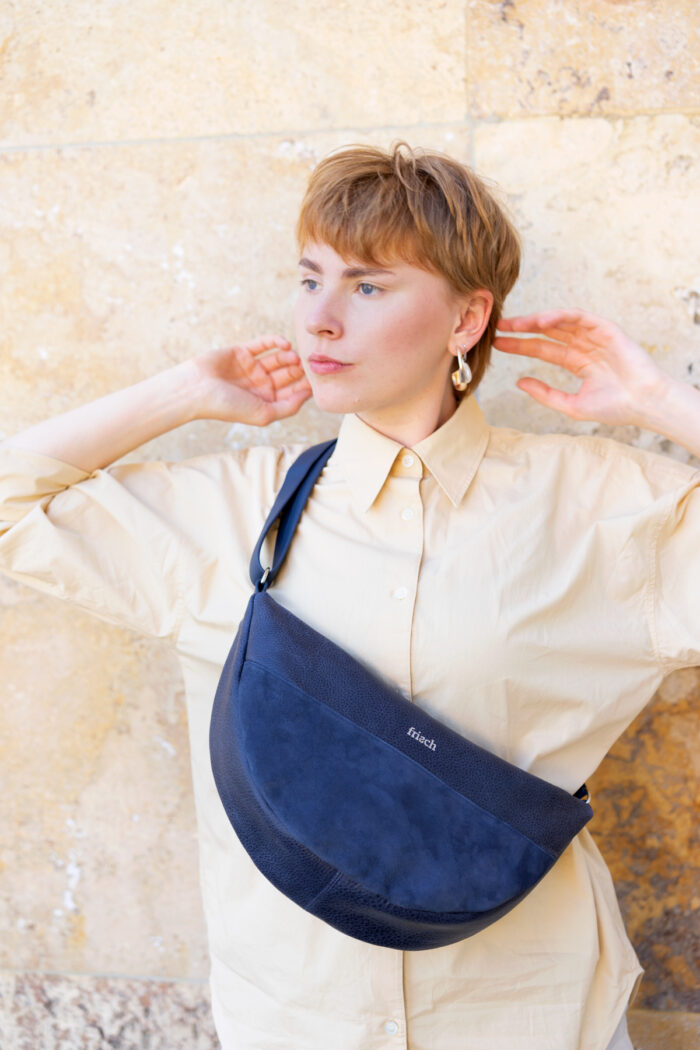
[[298, 257, 396, 279]]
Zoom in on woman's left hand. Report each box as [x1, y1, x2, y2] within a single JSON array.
[[493, 309, 672, 427]]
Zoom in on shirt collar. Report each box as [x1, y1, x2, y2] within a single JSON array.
[[331, 394, 490, 512]]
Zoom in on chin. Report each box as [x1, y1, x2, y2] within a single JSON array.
[[310, 383, 369, 416]]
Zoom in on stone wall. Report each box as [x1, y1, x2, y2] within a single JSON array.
[[0, 1, 697, 1045]]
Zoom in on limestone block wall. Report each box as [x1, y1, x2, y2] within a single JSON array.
[[0, 1, 698, 1045]]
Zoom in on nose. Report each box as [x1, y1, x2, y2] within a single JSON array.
[[304, 292, 343, 340]]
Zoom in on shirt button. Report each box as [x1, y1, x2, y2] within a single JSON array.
[[392, 586, 408, 600], [384, 1020, 399, 1034], [400, 507, 414, 521], [401, 453, 414, 467]]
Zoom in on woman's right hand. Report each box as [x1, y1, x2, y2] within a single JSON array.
[[188, 335, 312, 426]]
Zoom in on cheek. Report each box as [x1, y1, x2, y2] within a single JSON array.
[[291, 298, 316, 346], [292, 297, 307, 341], [388, 298, 451, 357]]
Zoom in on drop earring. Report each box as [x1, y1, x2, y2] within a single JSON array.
[[451, 344, 472, 392]]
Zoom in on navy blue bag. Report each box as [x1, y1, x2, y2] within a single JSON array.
[[210, 440, 592, 950]]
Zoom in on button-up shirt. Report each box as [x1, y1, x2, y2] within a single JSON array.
[[1, 394, 698, 1050]]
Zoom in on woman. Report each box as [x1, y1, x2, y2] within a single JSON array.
[[1, 143, 698, 1050]]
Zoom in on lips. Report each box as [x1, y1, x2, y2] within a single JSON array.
[[307, 353, 352, 376], [309, 353, 346, 365]]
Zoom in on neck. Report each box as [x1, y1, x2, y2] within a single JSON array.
[[355, 383, 459, 448]]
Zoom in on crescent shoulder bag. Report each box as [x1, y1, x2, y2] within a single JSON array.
[[209, 440, 592, 950]]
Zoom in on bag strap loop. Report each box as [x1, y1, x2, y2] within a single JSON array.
[[249, 439, 337, 590]]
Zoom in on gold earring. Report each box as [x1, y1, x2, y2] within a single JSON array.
[[451, 344, 472, 392]]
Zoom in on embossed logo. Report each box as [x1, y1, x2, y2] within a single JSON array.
[[407, 726, 437, 751]]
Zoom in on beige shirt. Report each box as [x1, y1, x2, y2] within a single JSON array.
[[1, 393, 698, 1050]]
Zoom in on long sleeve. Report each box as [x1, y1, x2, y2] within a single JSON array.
[[652, 472, 700, 672], [0, 443, 291, 642]]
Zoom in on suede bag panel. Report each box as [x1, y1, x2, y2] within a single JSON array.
[[246, 592, 591, 854], [240, 660, 553, 913]]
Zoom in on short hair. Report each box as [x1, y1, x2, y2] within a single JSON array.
[[296, 142, 521, 397]]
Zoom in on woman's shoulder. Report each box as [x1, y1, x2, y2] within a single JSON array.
[[485, 420, 699, 501], [156, 439, 310, 508], [168, 439, 307, 476]]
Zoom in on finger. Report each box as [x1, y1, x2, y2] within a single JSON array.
[[256, 385, 313, 423], [243, 334, 293, 356], [269, 366, 309, 391], [257, 348, 303, 374], [493, 336, 572, 368], [495, 328, 573, 344], [499, 322, 599, 347], [234, 350, 301, 391], [515, 376, 583, 419], [498, 309, 599, 333], [277, 377, 313, 401]]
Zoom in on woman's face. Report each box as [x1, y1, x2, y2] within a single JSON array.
[[293, 241, 467, 436]]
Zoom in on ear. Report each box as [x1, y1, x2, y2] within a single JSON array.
[[448, 290, 494, 357]]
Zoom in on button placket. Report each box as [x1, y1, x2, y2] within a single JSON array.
[[383, 448, 423, 704]]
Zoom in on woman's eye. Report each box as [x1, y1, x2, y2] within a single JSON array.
[[358, 282, 380, 296], [301, 277, 319, 291]]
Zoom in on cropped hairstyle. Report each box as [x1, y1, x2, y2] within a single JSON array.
[[296, 142, 521, 398]]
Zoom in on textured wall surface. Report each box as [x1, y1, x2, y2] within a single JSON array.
[[1, 1, 698, 1045]]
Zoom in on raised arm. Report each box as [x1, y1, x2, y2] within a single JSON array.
[[1, 335, 312, 473], [0, 335, 312, 639]]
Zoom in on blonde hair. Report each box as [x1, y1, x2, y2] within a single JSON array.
[[296, 142, 521, 397]]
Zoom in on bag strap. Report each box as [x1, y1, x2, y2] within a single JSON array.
[[249, 439, 337, 590]]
